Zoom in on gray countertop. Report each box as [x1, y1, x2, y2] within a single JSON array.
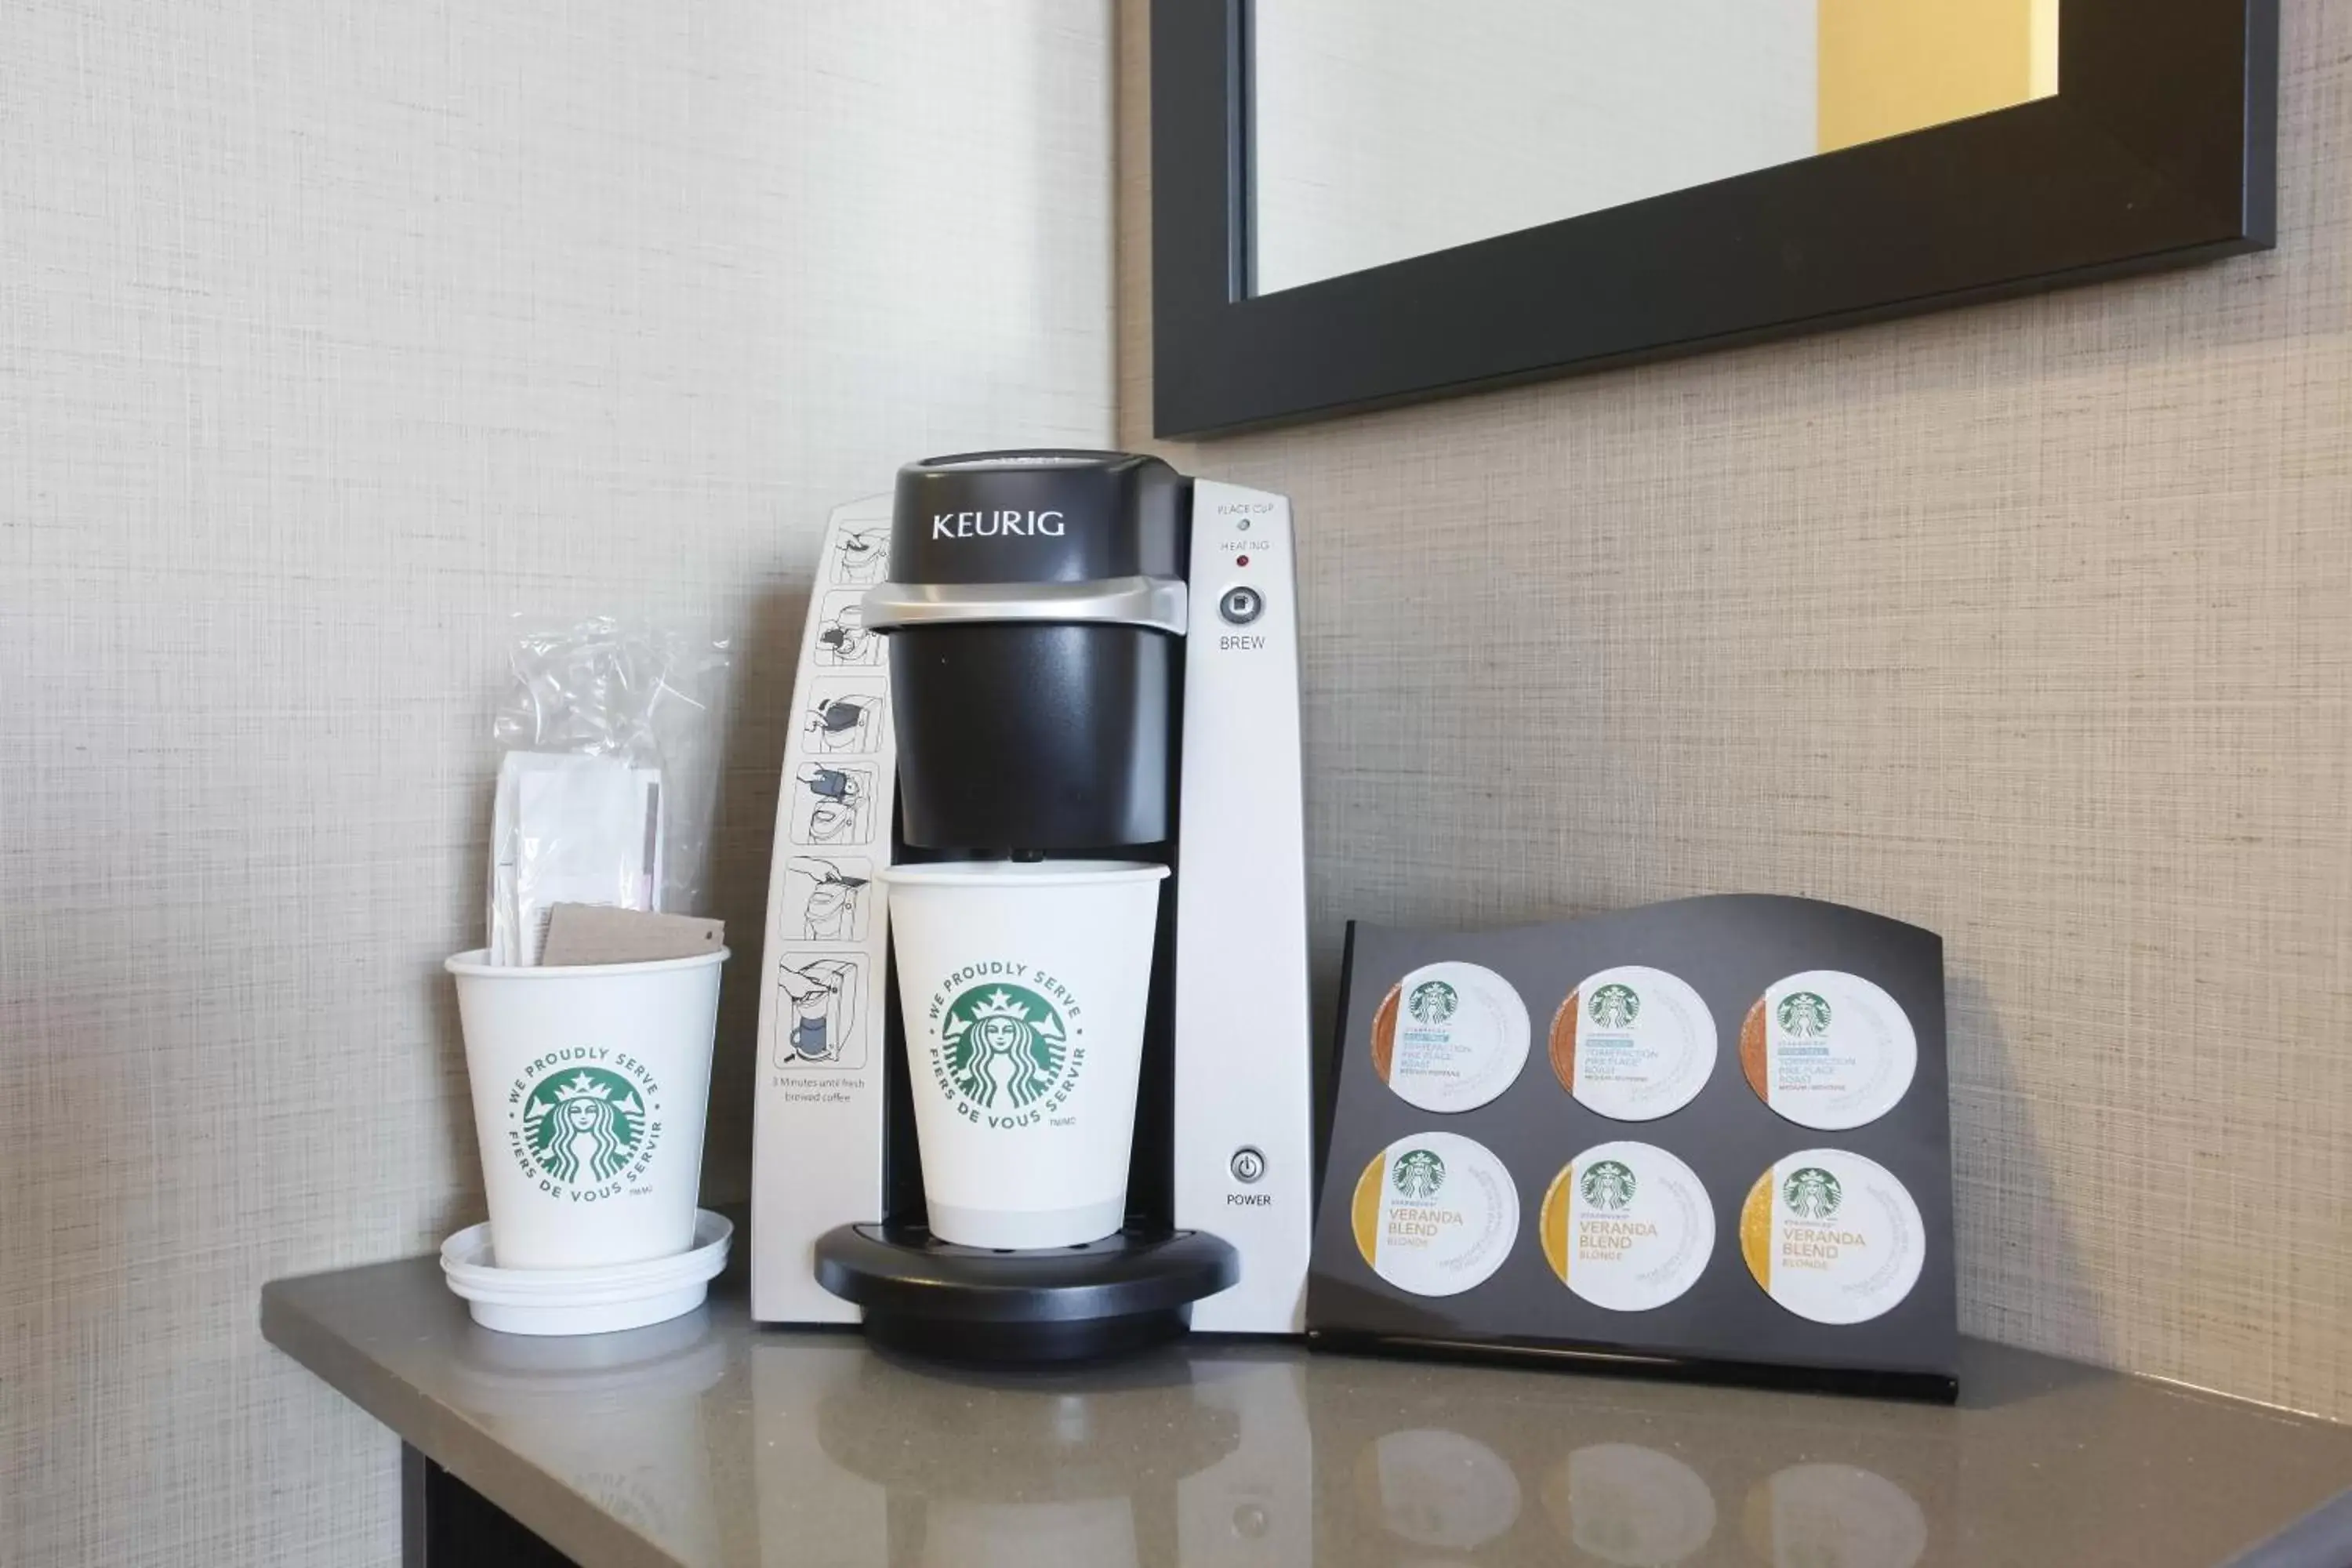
[[263, 1252, 2352, 1568]]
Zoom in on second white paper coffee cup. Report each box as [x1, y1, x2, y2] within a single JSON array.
[[878, 859, 1169, 1249], [447, 947, 724, 1270]]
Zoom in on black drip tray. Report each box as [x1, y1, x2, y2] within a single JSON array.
[[812, 1224, 1240, 1363]]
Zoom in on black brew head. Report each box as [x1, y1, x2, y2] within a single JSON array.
[[865, 451, 1192, 853]]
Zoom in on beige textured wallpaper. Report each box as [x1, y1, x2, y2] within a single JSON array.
[[1120, 2, 2352, 1417], [0, 2, 1111, 1563]]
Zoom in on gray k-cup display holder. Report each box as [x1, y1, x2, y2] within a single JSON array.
[[1308, 895, 1958, 1402]]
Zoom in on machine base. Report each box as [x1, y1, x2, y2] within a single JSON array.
[[812, 1224, 1240, 1363]]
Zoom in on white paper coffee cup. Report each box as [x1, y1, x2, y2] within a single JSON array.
[[447, 947, 725, 1269], [878, 860, 1169, 1249]]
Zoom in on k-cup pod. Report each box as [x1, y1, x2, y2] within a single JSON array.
[[878, 859, 1169, 1250], [1370, 962, 1530, 1113], [447, 948, 726, 1269], [1539, 1142, 1714, 1311], [1740, 1149, 1926, 1325], [1739, 971, 1918, 1131], [1548, 966, 1717, 1120], [1350, 1131, 1519, 1296]]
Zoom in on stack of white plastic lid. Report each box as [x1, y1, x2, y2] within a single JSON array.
[[441, 1210, 733, 1336]]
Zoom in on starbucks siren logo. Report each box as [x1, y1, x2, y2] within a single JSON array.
[[1588, 982, 1641, 1029], [1392, 1148, 1446, 1200], [523, 1068, 646, 1186], [1406, 980, 1459, 1026], [939, 983, 1073, 1113], [1580, 1159, 1638, 1210], [1777, 991, 1833, 1037], [1784, 1166, 1843, 1220]]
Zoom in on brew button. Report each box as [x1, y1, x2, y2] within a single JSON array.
[[1219, 586, 1264, 625], [1232, 1145, 1267, 1184]]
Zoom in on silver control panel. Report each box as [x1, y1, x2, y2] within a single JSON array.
[[1173, 481, 1312, 1335]]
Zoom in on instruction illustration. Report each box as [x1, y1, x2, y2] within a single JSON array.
[[829, 526, 887, 586], [804, 679, 885, 756], [774, 954, 867, 1069], [812, 592, 882, 667], [788, 763, 877, 848], [783, 855, 873, 942]]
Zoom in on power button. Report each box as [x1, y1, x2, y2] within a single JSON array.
[[1218, 586, 1264, 626]]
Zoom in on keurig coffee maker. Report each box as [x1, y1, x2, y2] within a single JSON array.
[[750, 452, 1312, 1358]]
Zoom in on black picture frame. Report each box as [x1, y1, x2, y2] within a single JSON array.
[[1150, 0, 2279, 438]]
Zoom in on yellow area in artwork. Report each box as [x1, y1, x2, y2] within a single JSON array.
[[1817, 0, 2059, 154]]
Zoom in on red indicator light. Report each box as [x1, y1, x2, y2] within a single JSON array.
[[1236, 554, 1250, 568]]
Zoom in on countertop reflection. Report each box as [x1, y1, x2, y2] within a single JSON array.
[[263, 1255, 2352, 1567]]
